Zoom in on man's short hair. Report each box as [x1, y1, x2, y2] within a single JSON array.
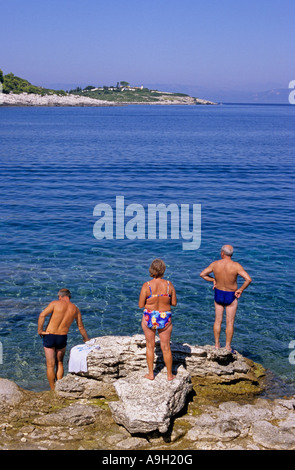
[[58, 288, 71, 298], [221, 245, 234, 256], [149, 258, 166, 278]]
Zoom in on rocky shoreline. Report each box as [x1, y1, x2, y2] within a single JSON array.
[[0, 92, 117, 107], [1, 335, 294, 450], [0, 92, 216, 107]]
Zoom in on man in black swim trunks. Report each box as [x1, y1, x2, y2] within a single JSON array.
[[38, 288, 89, 389], [200, 245, 252, 351]]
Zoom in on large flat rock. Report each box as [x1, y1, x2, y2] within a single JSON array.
[[75, 334, 253, 382], [56, 335, 265, 435], [108, 366, 192, 434]]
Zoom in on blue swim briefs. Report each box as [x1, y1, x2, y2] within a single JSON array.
[[214, 288, 236, 306]]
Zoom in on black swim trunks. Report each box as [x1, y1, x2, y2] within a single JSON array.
[[43, 334, 67, 349]]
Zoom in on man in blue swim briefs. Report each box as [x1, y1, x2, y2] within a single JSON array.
[[38, 288, 89, 389], [200, 245, 252, 352]]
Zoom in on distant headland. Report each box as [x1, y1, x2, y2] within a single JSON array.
[[0, 70, 217, 107]]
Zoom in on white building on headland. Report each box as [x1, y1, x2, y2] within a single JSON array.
[[120, 85, 144, 91], [87, 84, 145, 92]]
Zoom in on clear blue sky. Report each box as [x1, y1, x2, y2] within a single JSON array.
[[1, 0, 294, 92]]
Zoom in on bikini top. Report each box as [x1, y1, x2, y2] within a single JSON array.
[[147, 280, 171, 299]]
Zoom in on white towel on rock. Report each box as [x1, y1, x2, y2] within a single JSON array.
[[68, 340, 100, 373]]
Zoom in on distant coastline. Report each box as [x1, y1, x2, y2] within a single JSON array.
[[0, 70, 217, 107], [1, 92, 118, 107], [0, 92, 217, 107]]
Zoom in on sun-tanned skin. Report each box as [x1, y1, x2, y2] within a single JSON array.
[[38, 290, 89, 389], [139, 268, 177, 381], [200, 245, 252, 351]]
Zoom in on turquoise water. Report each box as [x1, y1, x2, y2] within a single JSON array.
[[0, 104, 294, 394]]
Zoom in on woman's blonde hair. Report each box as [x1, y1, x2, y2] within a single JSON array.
[[149, 258, 166, 278]]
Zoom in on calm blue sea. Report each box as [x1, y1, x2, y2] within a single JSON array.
[[0, 103, 294, 396]]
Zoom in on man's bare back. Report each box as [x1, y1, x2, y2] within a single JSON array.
[[200, 245, 252, 298], [38, 296, 89, 340], [38, 288, 89, 389], [208, 258, 250, 295], [40, 299, 79, 335], [200, 245, 252, 351]]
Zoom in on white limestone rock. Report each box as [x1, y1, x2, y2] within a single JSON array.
[[0, 378, 24, 409], [108, 366, 192, 434], [0, 92, 115, 107]]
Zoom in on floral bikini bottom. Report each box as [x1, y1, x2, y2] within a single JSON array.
[[143, 309, 172, 330]]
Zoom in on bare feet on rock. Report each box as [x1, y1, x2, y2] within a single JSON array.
[[144, 373, 155, 380]]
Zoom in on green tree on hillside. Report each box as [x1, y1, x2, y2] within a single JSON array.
[[0, 70, 66, 95]]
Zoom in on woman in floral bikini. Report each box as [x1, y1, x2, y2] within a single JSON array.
[[138, 258, 177, 381]]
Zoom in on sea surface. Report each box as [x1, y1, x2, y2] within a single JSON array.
[[0, 103, 294, 395]]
